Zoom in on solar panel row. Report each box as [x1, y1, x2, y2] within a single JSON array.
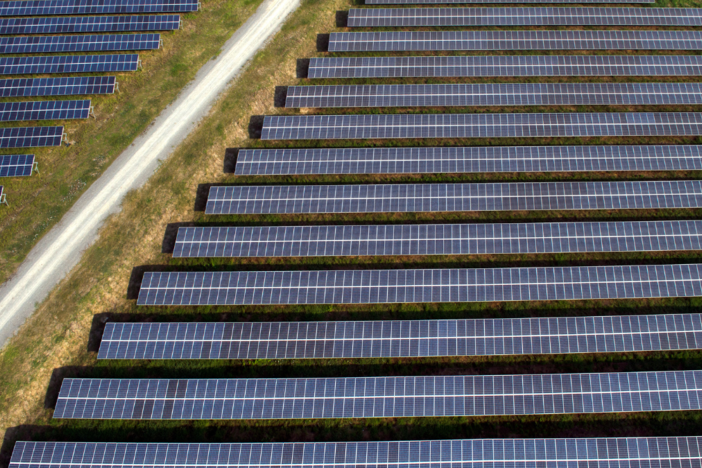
[[0, 154, 33, 177], [206, 181, 702, 215], [0, 14, 179, 34], [0, 34, 159, 54], [137, 264, 702, 306], [172, 220, 702, 258], [328, 31, 702, 51], [0, 126, 63, 147], [285, 83, 702, 108], [0, 54, 139, 74], [97, 313, 702, 360], [9, 437, 699, 468], [0, 76, 115, 97], [307, 55, 702, 79], [261, 113, 702, 140], [53, 370, 702, 419], [347, 8, 702, 27], [0, 0, 199, 16], [368, 0, 655, 4], [234, 146, 702, 175], [0, 99, 91, 121]]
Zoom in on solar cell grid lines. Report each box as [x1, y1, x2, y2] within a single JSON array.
[[53, 370, 702, 419], [0, 0, 199, 16], [0, 100, 91, 121], [205, 181, 702, 215], [285, 83, 702, 108], [307, 56, 702, 79], [0, 126, 63, 147], [0, 34, 160, 54], [98, 313, 702, 360], [173, 221, 702, 259], [0, 154, 33, 177], [9, 438, 701, 468], [137, 264, 702, 306], [261, 113, 702, 140], [0, 55, 139, 75], [328, 31, 702, 52], [347, 8, 702, 27], [0, 77, 116, 97], [0, 15, 179, 34], [235, 146, 702, 175]]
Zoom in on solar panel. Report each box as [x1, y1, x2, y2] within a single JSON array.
[[0, 34, 159, 54], [0, 55, 139, 74], [137, 264, 702, 306], [328, 31, 702, 52], [0, 0, 199, 16], [172, 221, 702, 258], [368, 0, 655, 4], [348, 8, 702, 27], [286, 83, 702, 108], [53, 370, 702, 419], [261, 113, 702, 140], [0, 126, 63, 147], [206, 180, 702, 215], [0, 15, 179, 34], [10, 438, 702, 468], [235, 146, 702, 175], [0, 100, 91, 121], [98, 313, 702, 360], [0, 154, 33, 177], [307, 55, 702, 79], [0, 77, 115, 97]]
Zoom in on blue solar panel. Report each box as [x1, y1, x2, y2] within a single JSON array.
[[0, 34, 159, 54], [0, 0, 199, 16], [0, 126, 63, 147], [0, 55, 139, 74], [10, 438, 702, 468], [173, 220, 702, 258], [0, 77, 115, 97], [98, 313, 702, 360], [0, 100, 91, 121], [137, 264, 702, 306], [0, 154, 32, 177], [0, 15, 179, 34], [261, 113, 702, 140], [53, 370, 702, 419]]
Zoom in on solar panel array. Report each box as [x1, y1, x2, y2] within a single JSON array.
[[0, 54, 139, 74], [0, 77, 115, 97], [261, 113, 702, 140], [347, 8, 702, 27], [0, 154, 33, 177], [0, 34, 159, 54], [0, 0, 199, 16], [307, 56, 702, 79], [206, 181, 702, 215], [235, 146, 702, 175], [11, 437, 702, 468], [172, 221, 702, 259], [98, 313, 702, 360], [53, 370, 702, 419], [0, 14, 178, 34], [285, 83, 702, 108], [368, 0, 655, 3], [0, 126, 63, 147], [137, 264, 702, 306], [0, 99, 91, 121], [328, 31, 702, 52]]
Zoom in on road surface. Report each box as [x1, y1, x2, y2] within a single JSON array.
[[0, 0, 299, 347]]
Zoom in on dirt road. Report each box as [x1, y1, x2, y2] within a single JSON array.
[[0, 0, 300, 347]]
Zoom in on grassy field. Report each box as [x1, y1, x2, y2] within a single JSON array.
[[3, 0, 702, 464], [0, 0, 264, 285]]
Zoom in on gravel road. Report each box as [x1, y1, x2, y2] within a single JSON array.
[[0, 0, 299, 348]]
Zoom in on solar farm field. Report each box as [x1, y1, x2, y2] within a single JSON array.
[[7, 0, 702, 465]]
